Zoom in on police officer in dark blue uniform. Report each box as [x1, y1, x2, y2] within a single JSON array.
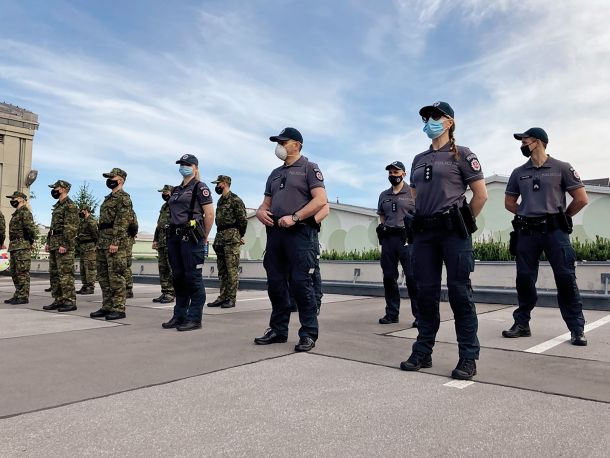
[[400, 102, 488, 380], [162, 154, 214, 331], [254, 127, 328, 352], [377, 161, 419, 327], [503, 128, 588, 345]]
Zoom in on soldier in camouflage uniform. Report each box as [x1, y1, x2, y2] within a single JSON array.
[[90, 168, 133, 321], [43, 180, 79, 312], [4, 192, 36, 305], [125, 208, 138, 299], [76, 206, 99, 294], [208, 175, 247, 309], [152, 185, 175, 303], [0, 209, 6, 250]]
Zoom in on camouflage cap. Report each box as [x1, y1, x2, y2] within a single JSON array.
[[79, 204, 92, 212], [211, 175, 231, 185], [6, 191, 27, 200], [102, 167, 127, 179], [157, 184, 175, 193], [48, 179, 71, 190]]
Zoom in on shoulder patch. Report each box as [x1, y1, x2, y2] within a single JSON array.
[[201, 187, 210, 197], [467, 154, 481, 172], [569, 167, 580, 180], [314, 168, 324, 181]]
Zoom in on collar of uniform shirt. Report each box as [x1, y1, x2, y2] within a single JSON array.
[[524, 155, 552, 169], [282, 155, 306, 167], [384, 186, 409, 196], [425, 141, 452, 153]]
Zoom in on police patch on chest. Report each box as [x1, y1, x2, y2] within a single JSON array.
[[424, 165, 433, 182], [466, 154, 481, 172], [314, 168, 324, 181]]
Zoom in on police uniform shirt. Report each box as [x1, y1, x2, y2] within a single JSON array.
[[264, 155, 325, 217], [410, 143, 484, 216], [169, 179, 213, 225], [505, 156, 584, 217], [377, 184, 415, 227]]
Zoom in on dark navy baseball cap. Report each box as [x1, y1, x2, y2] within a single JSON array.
[[513, 127, 549, 144], [176, 154, 199, 166], [385, 161, 406, 172], [419, 101, 455, 119], [269, 127, 303, 144]]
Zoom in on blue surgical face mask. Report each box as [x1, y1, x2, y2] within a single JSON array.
[[423, 118, 446, 139], [179, 165, 193, 177]]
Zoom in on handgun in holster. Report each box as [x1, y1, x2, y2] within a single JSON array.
[[556, 206, 573, 234], [451, 204, 469, 239]]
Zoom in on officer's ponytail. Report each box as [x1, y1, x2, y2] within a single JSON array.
[[449, 121, 459, 161]]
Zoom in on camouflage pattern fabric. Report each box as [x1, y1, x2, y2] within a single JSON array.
[[48, 197, 79, 305], [125, 208, 138, 293], [96, 189, 133, 312], [8, 206, 36, 300], [77, 216, 99, 289], [0, 210, 5, 247], [154, 202, 174, 295], [213, 243, 241, 302]]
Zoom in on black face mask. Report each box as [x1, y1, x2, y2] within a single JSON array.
[[106, 179, 119, 189], [51, 189, 61, 199], [10, 200, 19, 208], [79, 212, 86, 219], [162, 194, 170, 202], [388, 175, 403, 186], [521, 143, 533, 157], [214, 186, 223, 195]]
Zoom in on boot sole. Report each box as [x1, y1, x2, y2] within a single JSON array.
[[400, 361, 432, 371], [502, 331, 531, 338], [451, 369, 477, 380]]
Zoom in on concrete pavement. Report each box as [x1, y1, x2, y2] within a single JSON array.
[[0, 277, 609, 457]]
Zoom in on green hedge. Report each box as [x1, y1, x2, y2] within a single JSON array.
[[321, 236, 610, 262]]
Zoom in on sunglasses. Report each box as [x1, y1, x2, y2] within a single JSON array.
[[421, 113, 445, 123]]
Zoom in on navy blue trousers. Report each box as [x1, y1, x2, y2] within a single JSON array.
[[380, 235, 418, 320], [167, 234, 206, 323], [264, 225, 319, 340], [514, 228, 585, 332], [411, 229, 479, 360]]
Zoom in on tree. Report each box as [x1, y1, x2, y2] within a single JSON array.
[[74, 182, 100, 215]]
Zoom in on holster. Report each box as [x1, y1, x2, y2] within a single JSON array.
[[450, 204, 469, 239], [556, 207, 573, 234]]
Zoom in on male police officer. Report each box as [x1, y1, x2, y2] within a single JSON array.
[[504, 127, 588, 345], [208, 175, 247, 309], [152, 185, 175, 303], [254, 127, 327, 352], [377, 161, 419, 327], [76, 206, 98, 295], [90, 168, 133, 320], [43, 180, 79, 312]]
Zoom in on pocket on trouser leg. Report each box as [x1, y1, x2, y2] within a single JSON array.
[[457, 251, 475, 280]]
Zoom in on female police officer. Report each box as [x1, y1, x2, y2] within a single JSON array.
[[161, 154, 214, 331], [400, 101, 488, 381], [376, 160, 418, 327]]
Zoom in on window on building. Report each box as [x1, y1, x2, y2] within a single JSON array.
[[0, 134, 4, 143]]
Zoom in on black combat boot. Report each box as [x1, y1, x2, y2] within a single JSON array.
[[451, 358, 477, 380], [400, 352, 432, 371]]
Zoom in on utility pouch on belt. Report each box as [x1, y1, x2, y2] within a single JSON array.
[[556, 206, 573, 234], [375, 223, 385, 240], [451, 204, 469, 239], [509, 231, 518, 256]]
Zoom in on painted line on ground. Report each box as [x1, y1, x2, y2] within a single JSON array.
[[524, 314, 610, 354], [443, 380, 475, 389]]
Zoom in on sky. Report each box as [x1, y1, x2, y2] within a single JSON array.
[[1, 0, 609, 233]]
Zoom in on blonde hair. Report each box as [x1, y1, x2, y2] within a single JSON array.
[[448, 121, 459, 161]]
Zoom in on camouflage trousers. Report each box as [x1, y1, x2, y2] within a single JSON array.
[[157, 246, 174, 296], [10, 248, 31, 300], [79, 244, 97, 288], [125, 243, 134, 292], [97, 248, 128, 312], [49, 249, 76, 305], [214, 243, 241, 302]]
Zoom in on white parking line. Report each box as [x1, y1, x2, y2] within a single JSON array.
[[524, 314, 610, 354], [443, 380, 475, 389]]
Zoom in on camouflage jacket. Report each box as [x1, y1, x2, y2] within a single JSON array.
[[0, 210, 5, 247], [153, 202, 171, 248], [97, 189, 133, 249], [214, 191, 247, 245], [77, 215, 99, 248], [9, 206, 36, 252], [128, 207, 138, 246], [47, 197, 79, 251]]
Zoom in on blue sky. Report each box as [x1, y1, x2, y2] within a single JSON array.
[[2, 0, 609, 233]]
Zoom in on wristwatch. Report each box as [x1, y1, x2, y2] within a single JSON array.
[[291, 213, 300, 223]]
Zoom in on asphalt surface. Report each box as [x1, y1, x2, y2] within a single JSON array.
[[1, 278, 609, 457]]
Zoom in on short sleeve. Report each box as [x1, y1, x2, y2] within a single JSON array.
[[377, 192, 384, 216], [409, 157, 417, 188], [307, 162, 325, 190], [458, 147, 484, 183], [264, 173, 273, 197], [196, 182, 213, 205], [562, 162, 584, 191], [505, 169, 520, 195]]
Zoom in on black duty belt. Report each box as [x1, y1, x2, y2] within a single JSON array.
[[48, 229, 64, 236], [217, 223, 240, 231], [513, 214, 562, 233], [99, 223, 114, 230], [413, 212, 453, 231]]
